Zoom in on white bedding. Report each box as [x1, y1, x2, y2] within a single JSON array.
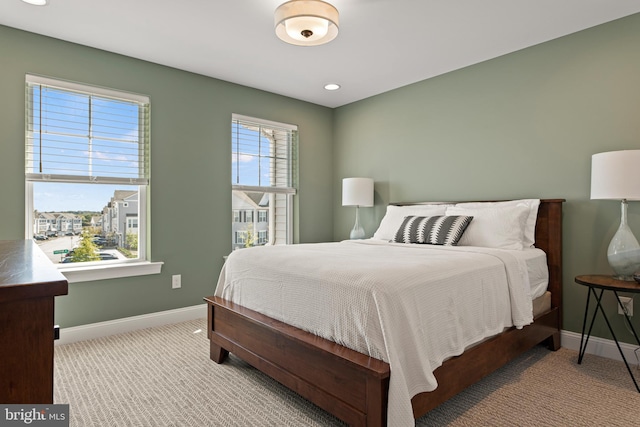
[[522, 247, 549, 299], [215, 240, 541, 427]]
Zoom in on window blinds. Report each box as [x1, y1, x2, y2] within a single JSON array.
[[25, 74, 150, 185], [231, 114, 297, 194]]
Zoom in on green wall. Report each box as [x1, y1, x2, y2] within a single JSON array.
[[2, 13, 640, 345], [0, 25, 334, 327], [333, 13, 640, 343]]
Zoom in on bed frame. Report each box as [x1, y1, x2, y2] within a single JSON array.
[[204, 199, 564, 426]]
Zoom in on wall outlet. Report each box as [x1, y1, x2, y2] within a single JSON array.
[[172, 274, 181, 289], [618, 296, 633, 317]]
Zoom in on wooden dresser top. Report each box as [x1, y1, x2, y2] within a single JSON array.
[[0, 240, 68, 303]]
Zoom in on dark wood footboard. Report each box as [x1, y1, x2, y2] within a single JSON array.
[[411, 307, 560, 416], [205, 295, 390, 427]]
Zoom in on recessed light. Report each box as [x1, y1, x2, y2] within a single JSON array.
[[22, 0, 48, 5], [324, 83, 340, 91]]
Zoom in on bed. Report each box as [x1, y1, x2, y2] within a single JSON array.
[[204, 199, 563, 426]]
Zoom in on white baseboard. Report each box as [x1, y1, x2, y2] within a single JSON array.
[[56, 304, 207, 345], [561, 329, 640, 366]]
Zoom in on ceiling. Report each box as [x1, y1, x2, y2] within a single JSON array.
[[1, 0, 639, 108]]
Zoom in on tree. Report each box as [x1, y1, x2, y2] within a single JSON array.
[[68, 232, 100, 263], [82, 213, 93, 226], [86, 226, 102, 236], [244, 223, 256, 248], [126, 232, 138, 250]]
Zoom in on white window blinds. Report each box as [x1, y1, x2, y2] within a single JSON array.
[[231, 114, 297, 194], [25, 74, 150, 185]]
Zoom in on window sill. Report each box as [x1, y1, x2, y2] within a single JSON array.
[[60, 261, 164, 283]]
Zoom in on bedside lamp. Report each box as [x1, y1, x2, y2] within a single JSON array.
[[342, 177, 374, 239], [591, 150, 640, 281]]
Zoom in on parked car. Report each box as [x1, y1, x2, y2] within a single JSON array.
[[60, 252, 118, 263], [33, 234, 48, 240], [92, 238, 107, 247]]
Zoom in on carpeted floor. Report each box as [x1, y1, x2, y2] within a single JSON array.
[[54, 319, 640, 426]]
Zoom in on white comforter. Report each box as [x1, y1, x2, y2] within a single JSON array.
[[215, 240, 535, 427]]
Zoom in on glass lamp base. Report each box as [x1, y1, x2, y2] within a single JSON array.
[[608, 200, 640, 281], [608, 246, 640, 281], [349, 206, 365, 240], [350, 226, 365, 240]]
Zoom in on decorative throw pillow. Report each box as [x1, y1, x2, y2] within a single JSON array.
[[393, 215, 473, 245]]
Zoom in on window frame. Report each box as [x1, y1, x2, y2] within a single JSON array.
[[24, 75, 162, 282], [231, 114, 297, 248]]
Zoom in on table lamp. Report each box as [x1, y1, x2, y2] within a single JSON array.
[[591, 150, 640, 281], [342, 177, 374, 239]]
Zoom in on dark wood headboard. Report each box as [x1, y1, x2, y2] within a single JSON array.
[[534, 199, 564, 323]]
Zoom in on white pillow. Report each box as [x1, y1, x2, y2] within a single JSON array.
[[372, 204, 452, 241], [453, 199, 540, 248], [445, 204, 530, 250]]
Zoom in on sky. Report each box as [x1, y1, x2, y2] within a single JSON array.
[[34, 182, 136, 212], [29, 84, 142, 213]]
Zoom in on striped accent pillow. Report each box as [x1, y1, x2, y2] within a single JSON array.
[[393, 215, 473, 245]]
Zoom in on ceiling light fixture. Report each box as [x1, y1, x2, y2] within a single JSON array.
[[275, 0, 339, 46], [324, 83, 340, 91], [21, 0, 48, 5]]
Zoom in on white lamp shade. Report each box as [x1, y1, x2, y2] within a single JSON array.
[[275, 0, 339, 46], [342, 178, 374, 207], [591, 150, 640, 201]]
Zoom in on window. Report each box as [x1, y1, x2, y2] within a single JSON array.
[[231, 114, 297, 251], [25, 74, 154, 277], [127, 217, 138, 230], [235, 231, 247, 245]]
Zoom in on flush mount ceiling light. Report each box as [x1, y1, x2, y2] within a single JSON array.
[[324, 83, 341, 91], [275, 0, 339, 46], [21, 0, 48, 5]]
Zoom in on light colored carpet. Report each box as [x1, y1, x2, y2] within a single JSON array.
[[54, 319, 640, 426]]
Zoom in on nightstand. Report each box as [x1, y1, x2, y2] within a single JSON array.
[[575, 274, 640, 393]]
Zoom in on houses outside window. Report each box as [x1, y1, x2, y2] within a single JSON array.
[[231, 114, 297, 251], [25, 75, 150, 269]]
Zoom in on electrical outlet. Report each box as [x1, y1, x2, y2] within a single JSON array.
[[172, 274, 181, 289], [618, 296, 633, 317]]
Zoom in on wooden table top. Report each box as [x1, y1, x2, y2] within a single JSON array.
[[575, 274, 640, 293]]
